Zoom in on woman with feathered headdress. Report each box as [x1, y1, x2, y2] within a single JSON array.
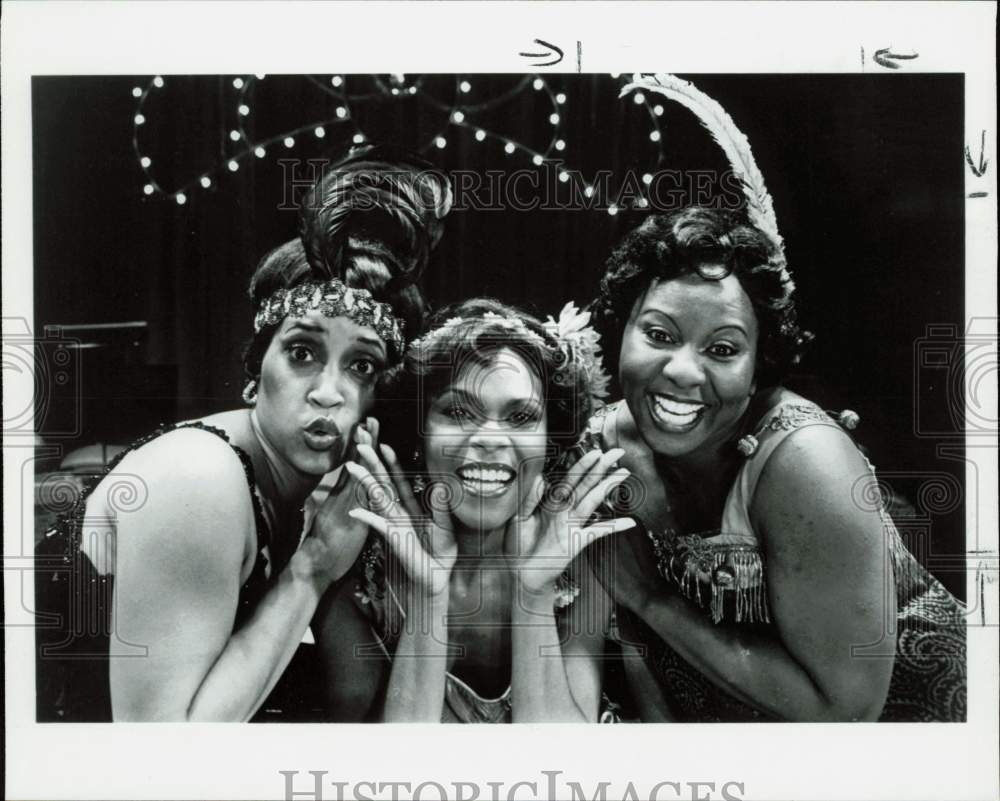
[[582, 76, 966, 722], [35, 145, 452, 721]]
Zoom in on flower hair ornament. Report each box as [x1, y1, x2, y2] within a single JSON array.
[[620, 74, 794, 291], [410, 302, 611, 403], [254, 278, 406, 357]]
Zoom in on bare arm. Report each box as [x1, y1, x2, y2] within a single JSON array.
[[626, 426, 896, 721], [108, 431, 334, 721], [345, 444, 457, 722], [508, 450, 633, 722], [510, 558, 613, 722]]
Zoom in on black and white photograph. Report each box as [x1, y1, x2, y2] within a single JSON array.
[[4, 3, 997, 801]]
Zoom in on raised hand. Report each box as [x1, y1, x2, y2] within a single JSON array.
[[346, 442, 457, 600], [305, 418, 382, 583], [504, 448, 635, 595]]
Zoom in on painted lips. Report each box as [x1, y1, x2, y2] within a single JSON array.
[[303, 418, 341, 451], [648, 393, 708, 432], [456, 462, 516, 498]]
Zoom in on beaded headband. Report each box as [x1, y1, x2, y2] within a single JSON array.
[[253, 278, 406, 356], [410, 303, 611, 401]]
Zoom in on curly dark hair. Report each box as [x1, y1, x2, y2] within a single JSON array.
[[592, 206, 811, 389], [376, 298, 596, 480]]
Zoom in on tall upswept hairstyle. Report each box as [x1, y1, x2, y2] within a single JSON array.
[[243, 144, 452, 384]]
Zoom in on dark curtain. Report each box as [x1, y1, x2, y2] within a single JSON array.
[[32, 74, 967, 597]]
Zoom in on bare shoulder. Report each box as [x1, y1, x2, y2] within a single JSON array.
[[752, 421, 882, 546], [105, 426, 256, 557]]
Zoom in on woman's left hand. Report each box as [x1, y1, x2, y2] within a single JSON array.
[[306, 418, 380, 583], [504, 448, 635, 594]]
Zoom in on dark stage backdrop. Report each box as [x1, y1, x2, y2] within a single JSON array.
[[32, 74, 966, 597]]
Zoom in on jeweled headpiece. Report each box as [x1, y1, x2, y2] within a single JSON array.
[[253, 278, 406, 356], [410, 302, 611, 402]]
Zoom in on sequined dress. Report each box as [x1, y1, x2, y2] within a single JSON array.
[[588, 398, 967, 722], [34, 421, 321, 722]]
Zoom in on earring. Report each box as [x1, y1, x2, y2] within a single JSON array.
[[242, 379, 258, 405], [736, 434, 759, 457]]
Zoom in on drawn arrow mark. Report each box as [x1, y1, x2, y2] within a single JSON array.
[[519, 39, 564, 67], [873, 48, 920, 69]]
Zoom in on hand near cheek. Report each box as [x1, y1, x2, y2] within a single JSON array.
[[305, 420, 387, 582], [504, 448, 636, 595], [347, 442, 457, 601]]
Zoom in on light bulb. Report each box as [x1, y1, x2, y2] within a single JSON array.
[[255, 73, 266, 80], [435, 136, 447, 149], [239, 104, 250, 116], [140, 156, 151, 168], [559, 172, 569, 183], [459, 80, 471, 93], [533, 78, 544, 91], [132, 87, 142, 98], [642, 173, 653, 185], [475, 129, 486, 141], [634, 92, 645, 105], [654, 105, 664, 116], [353, 133, 365, 144], [200, 176, 212, 188], [228, 160, 239, 172], [134, 114, 145, 125], [452, 111, 465, 123], [284, 136, 295, 148], [232, 77, 244, 89], [175, 193, 187, 205], [608, 205, 618, 216], [584, 186, 594, 198], [331, 76, 343, 87], [336, 106, 347, 119], [549, 113, 559, 125], [315, 126, 326, 138], [254, 147, 266, 158], [143, 184, 154, 195], [153, 76, 164, 88], [504, 142, 515, 154], [649, 130, 661, 142], [556, 93, 566, 104], [532, 155, 543, 166], [230, 130, 241, 141], [555, 139, 566, 151]]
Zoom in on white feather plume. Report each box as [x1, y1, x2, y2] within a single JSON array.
[[622, 73, 784, 252]]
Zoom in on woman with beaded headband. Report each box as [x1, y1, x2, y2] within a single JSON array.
[[311, 298, 635, 722], [582, 75, 966, 722], [34, 145, 451, 721]]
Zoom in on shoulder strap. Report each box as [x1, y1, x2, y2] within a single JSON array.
[[721, 402, 842, 537]]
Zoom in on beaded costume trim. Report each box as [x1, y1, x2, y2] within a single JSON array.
[[648, 531, 770, 624]]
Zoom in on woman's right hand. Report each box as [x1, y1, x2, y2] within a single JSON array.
[[346, 444, 457, 600], [602, 514, 667, 617]]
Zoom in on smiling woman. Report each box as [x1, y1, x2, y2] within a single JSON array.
[[33, 146, 452, 721], [585, 206, 967, 722], [311, 298, 633, 722]]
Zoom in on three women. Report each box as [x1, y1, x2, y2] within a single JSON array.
[[37, 137, 966, 722]]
